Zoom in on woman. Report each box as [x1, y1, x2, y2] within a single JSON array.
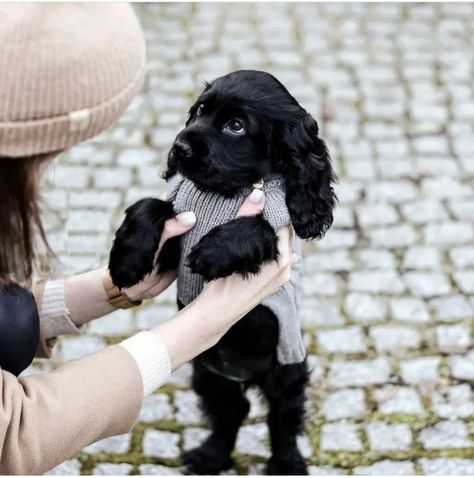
[[0, 4, 295, 474]]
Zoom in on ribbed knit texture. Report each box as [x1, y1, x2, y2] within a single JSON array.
[[168, 174, 306, 365], [40, 279, 79, 341], [0, 3, 145, 157], [119, 331, 171, 396]]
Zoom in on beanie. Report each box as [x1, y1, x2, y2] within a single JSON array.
[[0, 2, 145, 157]]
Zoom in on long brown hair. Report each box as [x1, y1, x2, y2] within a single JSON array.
[[0, 155, 52, 285]]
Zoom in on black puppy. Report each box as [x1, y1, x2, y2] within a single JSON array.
[[109, 70, 336, 474]]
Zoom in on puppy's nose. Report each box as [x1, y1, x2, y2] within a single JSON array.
[[173, 139, 192, 159]]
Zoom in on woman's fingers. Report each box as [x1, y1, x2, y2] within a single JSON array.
[[236, 188, 265, 217], [158, 212, 196, 251]]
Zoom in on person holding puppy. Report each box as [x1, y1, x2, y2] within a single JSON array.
[[0, 4, 295, 474]]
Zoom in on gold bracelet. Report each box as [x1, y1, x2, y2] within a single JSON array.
[[102, 270, 142, 309]]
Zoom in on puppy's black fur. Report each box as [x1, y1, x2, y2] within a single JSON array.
[[109, 70, 336, 475]]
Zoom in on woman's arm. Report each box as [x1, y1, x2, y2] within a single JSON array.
[[0, 225, 294, 475]]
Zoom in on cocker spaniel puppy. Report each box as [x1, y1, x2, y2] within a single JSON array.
[[109, 70, 336, 475]]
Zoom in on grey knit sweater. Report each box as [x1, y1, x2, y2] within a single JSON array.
[[167, 174, 306, 365]]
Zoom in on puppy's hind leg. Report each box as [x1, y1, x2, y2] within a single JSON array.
[[108, 198, 179, 289], [183, 360, 250, 475], [261, 361, 309, 475]]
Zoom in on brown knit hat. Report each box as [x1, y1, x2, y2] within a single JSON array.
[[0, 2, 145, 157]]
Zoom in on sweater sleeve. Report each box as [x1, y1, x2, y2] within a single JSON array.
[[0, 345, 143, 475]]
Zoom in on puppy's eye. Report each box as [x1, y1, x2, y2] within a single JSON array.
[[225, 119, 245, 135], [196, 103, 204, 116]]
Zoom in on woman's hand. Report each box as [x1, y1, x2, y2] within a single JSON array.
[[121, 211, 196, 302], [122, 189, 269, 302]]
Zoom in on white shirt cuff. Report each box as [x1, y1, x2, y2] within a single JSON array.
[[119, 331, 171, 396]]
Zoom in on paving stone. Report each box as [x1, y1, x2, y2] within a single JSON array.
[[390, 297, 430, 322], [87, 309, 134, 336], [357, 249, 397, 270], [246, 387, 268, 420], [348, 271, 405, 294], [235, 423, 271, 458], [431, 295, 473, 321], [139, 464, 182, 475], [374, 386, 424, 415], [143, 430, 180, 459], [400, 356, 440, 384], [403, 246, 443, 270], [183, 427, 211, 451], [344, 293, 387, 322], [454, 270, 474, 294], [318, 326, 367, 354], [424, 222, 474, 246], [309, 465, 347, 475], [304, 250, 354, 272], [370, 325, 421, 353], [323, 388, 367, 420], [58, 336, 107, 362], [366, 422, 412, 451], [93, 463, 134, 475], [301, 298, 346, 326], [320, 422, 363, 451], [401, 200, 448, 224], [436, 324, 471, 352], [418, 458, 474, 475], [356, 203, 399, 227], [328, 358, 391, 387], [419, 420, 473, 449], [139, 393, 174, 423], [353, 460, 415, 475], [45, 459, 81, 475], [175, 390, 204, 425], [367, 224, 417, 248], [448, 351, 474, 380], [405, 272, 451, 297], [450, 246, 474, 268], [84, 433, 132, 454], [432, 384, 474, 419]]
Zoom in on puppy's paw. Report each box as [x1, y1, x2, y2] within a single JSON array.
[[183, 445, 233, 475], [187, 215, 278, 281], [267, 449, 308, 475], [109, 198, 175, 288]]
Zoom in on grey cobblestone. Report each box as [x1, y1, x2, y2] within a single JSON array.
[[318, 326, 367, 354], [320, 422, 363, 452], [400, 357, 440, 385], [93, 464, 134, 475], [370, 325, 421, 353], [418, 458, 474, 475], [366, 422, 413, 451], [374, 386, 424, 415], [323, 389, 367, 420], [432, 385, 474, 419], [353, 460, 415, 475], [419, 420, 473, 450], [143, 430, 181, 459], [37, 3, 474, 474]]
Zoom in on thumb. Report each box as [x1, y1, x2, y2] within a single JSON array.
[[160, 211, 196, 245], [236, 188, 265, 217]]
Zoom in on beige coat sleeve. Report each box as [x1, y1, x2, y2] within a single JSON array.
[[0, 345, 143, 475]]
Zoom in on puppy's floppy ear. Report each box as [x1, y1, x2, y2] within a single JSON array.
[[281, 113, 337, 240]]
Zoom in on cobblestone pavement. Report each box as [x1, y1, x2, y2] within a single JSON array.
[[32, 3, 474, 475]]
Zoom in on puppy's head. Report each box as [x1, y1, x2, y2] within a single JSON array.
[[164, 70, 336, 239]]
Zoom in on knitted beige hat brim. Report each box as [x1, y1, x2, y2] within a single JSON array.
[[0, 3, 146, 158]]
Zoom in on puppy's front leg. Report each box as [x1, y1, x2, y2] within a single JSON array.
[[187, 215, 279, 281], [109, 198, 179, 289]]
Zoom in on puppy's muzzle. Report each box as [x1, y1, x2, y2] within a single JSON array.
[[172, 139, 192, 160]]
